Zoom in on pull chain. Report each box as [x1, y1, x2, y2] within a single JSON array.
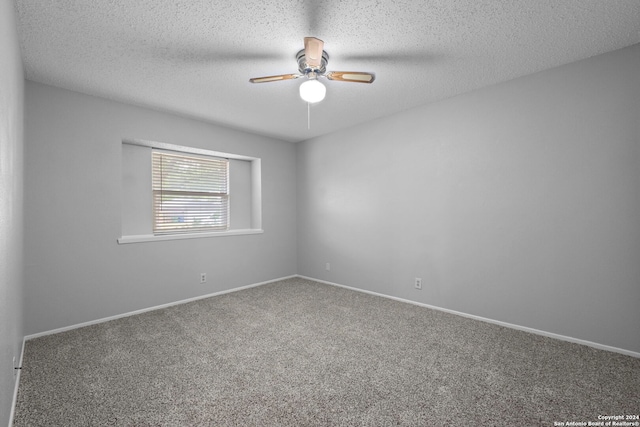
[[307, 102, 311, 130]]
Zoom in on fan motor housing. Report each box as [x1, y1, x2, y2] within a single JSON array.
[[296, 49, 329, 75]]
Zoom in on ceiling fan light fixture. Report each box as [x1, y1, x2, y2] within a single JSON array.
[[299, 79, 326, 103]]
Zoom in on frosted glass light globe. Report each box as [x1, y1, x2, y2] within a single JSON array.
[[299, 79, 326, 103]]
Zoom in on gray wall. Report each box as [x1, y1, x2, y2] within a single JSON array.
[[24, 82, 297, 335], [0, 0, 25, 424], [18, 38, 640, 371], [297, 44, 640, 354]]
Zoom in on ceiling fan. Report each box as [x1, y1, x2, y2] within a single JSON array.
[[249, 37, 375, 103]]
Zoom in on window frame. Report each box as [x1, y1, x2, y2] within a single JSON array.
[[118, 138, 262, 244]]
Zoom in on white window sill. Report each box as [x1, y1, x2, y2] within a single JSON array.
[[117, 229, 264, 244]]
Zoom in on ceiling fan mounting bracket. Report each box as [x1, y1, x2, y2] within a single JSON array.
[[296, 49, 329, 76]]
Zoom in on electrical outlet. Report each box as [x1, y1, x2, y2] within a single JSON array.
[[325, 263, 331, 271], [200, 273, 207, 284], [414, 277, 422, 290]]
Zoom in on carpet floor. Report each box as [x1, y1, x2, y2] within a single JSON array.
[[13, 277, 640, 426]]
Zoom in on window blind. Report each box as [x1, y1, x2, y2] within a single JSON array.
[[152, 150, 229, 234]]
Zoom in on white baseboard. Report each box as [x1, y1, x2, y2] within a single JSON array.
[[19, 272, 640, 354], [297, 275, 640, 359], [8, 336, 26, 427], [24, 275, 298, 341], [12, 273, 638, 424]]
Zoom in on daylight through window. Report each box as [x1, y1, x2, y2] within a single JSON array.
[[152, 150, 229, 234]]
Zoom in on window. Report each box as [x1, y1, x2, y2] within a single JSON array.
[[152, 150, 229, 234], [119, 138, 262, 244]]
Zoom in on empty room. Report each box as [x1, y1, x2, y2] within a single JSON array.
[[2, 0, 639, 425]]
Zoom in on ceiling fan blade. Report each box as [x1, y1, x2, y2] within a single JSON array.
[[326, 71, 376, 83], [249, 73, 301, 83], [304, 37, 324, 68]]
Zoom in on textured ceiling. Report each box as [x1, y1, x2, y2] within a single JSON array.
[[14, 0, 640, 142]]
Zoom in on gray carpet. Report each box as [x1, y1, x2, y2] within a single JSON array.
[[13, 277, 640, 426]]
